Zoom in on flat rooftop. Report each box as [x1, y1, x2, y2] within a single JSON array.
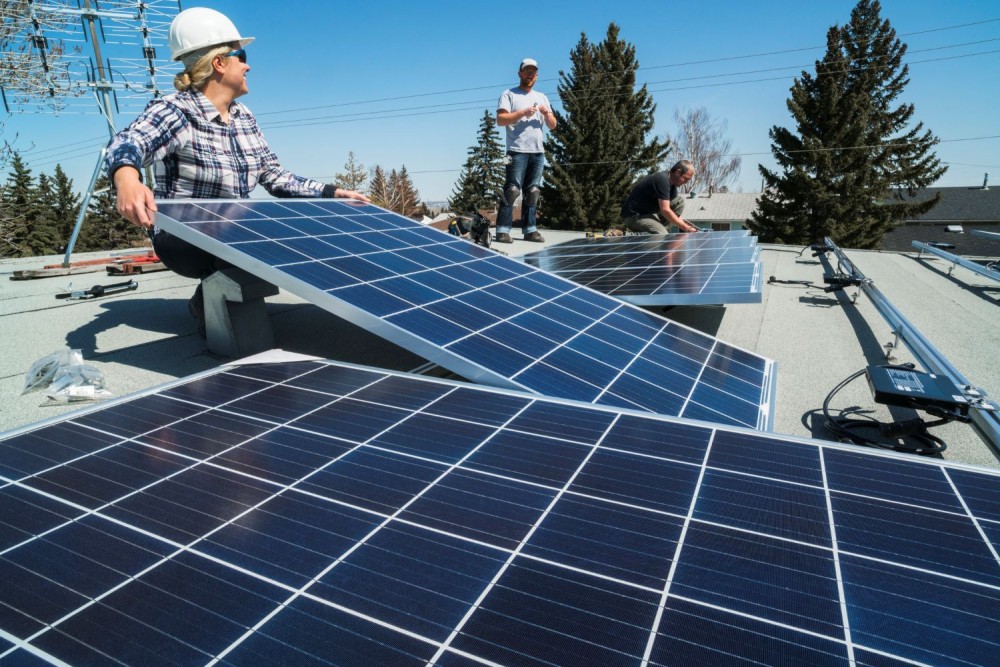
[[2, 230, 998, 468]]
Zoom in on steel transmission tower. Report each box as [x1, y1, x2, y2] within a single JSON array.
[[0, 0, 181, 265]]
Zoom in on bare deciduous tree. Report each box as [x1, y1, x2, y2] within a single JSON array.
[[667, 107, 741, 193], [0, 1, 79, 164]]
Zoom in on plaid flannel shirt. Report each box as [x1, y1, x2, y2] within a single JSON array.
[[106, 90, 326, 200]]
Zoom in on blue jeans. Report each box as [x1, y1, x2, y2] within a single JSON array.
[[497, 151, 544, 235]]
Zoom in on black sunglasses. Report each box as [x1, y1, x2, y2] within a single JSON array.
[[223, 48, 247, 64]]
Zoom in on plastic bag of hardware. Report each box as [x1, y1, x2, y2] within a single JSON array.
[[22, 347, 83, 394], [44, 363, 113, 402]]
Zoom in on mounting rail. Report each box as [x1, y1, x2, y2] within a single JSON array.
[[970, 229, 1000, 242], [912, 241, 1000, 283], [820, 237, 1000, 459]]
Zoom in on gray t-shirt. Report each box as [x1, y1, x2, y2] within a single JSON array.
[[497, 87, 551, 153]]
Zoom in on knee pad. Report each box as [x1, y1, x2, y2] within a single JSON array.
[[502, 184, 521, 207], [523, 186, 541, 207]]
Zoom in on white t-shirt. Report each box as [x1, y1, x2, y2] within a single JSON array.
[[497, 87, 551, 153]]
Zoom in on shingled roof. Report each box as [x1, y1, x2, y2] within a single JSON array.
[[896, 186, 1000, 223], [681, 191, 760, 223]]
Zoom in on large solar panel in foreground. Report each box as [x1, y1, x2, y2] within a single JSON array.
[[1, 359, 997, 665], [155, 200, 775, 430], [521, 231, 763, 305]]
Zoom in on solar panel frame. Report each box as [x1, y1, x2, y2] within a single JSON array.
[[520, 232, 764, 306], [152, 199, 777, 430], [1, 357, 998, 666]]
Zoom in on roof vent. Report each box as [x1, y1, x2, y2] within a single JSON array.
[[983, 172, 990, 190], [944, 225, 964, 234]]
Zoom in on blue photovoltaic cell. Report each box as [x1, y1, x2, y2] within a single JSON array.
[[1, 359, 998, 666], [521, 231, 764, 305], [154, 199, 775, 430]]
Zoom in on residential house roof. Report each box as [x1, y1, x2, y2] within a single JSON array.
[[897, 186, 1000, 223], [681, 191, 761, 223]]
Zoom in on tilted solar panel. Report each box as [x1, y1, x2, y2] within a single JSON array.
[[153, 200, 775, 430], [0, 359, 997, 665], [521, 232, 763, 305]]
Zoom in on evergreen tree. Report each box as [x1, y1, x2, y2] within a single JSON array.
[[51, 164, 81, 246], [449, 110, 505, 213], [0, 153, 36, 257], [334, 151, 368, 193], [542, 23, 669, 231], [389, 166, 421, 217], [749, 0, 946, 248], [76, 176, 147, 251], [370, 165, 422, 216], [368, 165, 392, 210], [449, 156, 479, 214], [26, 173, 61, 255]]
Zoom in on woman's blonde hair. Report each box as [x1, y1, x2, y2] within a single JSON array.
[[173, 43, 236, 92]]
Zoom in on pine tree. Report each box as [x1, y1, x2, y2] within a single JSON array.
[[76, 176, 147, 251], [27, 173, 62, 255], [368, 165, 392, 210], [0, 153, 36, 257], [334, 151, 368, 193], [749, 0, 946, 248], [370, 165, 422, 216], [51, 164, 80, 249], [449, 110, 505, 213], [389, 166, 421, 217], [542, 23, 669, 231]]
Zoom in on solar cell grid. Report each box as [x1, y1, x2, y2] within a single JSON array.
[[155, 199, 775, 429], [521, 232, 764, 305], [0, 359, 997, 666]]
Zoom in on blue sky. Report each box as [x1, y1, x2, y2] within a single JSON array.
[[6, 0, 999, 202]]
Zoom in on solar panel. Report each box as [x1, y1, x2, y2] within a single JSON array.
[[1, 358, 997, 666], [153, 199, 776, 430], [520, 232, 763, 305]]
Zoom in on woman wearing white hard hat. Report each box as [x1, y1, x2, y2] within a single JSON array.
[[106, 7, 368, 334]]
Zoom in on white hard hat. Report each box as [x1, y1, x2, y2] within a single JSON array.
[[168, 7, 254, 61]]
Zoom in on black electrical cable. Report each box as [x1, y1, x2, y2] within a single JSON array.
[[822, 366, 948, 455], [767, 276, 816, 287]]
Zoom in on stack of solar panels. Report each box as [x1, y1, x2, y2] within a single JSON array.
[[0, 359, 996, 664], [520, 231, 763, 306]]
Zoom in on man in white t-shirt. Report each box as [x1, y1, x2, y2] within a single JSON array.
[[495, 58, 557, 243]]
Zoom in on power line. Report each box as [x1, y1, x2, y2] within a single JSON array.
[[944, 161, 1000, 169], [398, 135, 1000, 176], [257, 47, 999, 130], [254, 16, 1000, 117], [15, 16, 1000, 177], [19, 20, 1000, 144]]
